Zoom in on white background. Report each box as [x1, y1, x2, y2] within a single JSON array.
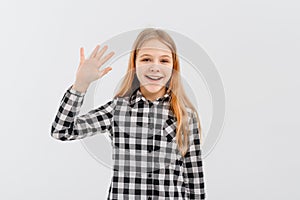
[[0, 0, 299, 199]]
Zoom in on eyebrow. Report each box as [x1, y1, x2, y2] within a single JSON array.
[[139, 54, 171, 58]]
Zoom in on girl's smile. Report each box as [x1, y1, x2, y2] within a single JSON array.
[[145, 74, 164, 81]]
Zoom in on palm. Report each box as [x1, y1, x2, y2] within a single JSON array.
[[76, 45, 115, 84]]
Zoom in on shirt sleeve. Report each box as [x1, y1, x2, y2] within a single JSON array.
[[50, 84, 117, 141], [183, 111, 206, 199]]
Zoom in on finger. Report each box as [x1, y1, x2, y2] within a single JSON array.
[[95, 45, 108, 60], [98, 67, 112, 79], [89, 45, 100, 59], [97, 51, 115, 68], [80, 47, 85, 63]]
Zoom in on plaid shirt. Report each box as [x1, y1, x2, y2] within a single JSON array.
[[51, 85, 206, 199]]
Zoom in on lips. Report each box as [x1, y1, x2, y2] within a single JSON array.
[[145, 75, 163, 81]]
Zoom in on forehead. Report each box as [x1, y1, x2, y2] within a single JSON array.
[[137, 39, 172, 57]]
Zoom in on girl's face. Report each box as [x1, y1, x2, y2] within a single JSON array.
[[135, 39, 173, 100]]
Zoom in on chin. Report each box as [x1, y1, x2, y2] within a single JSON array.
[[143, 84, 164, 93]]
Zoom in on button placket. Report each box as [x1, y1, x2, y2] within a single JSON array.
[[147, 103, 154, 197], [148, 106, 155, 153], [148, 107, 154, 129]]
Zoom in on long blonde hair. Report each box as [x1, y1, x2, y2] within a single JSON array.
[[114, 28, 203, 157]]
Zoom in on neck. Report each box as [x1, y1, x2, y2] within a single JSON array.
[[140, 86, 166, 102]]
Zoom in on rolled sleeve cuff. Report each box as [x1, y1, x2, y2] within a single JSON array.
[[67, 85, 86, 97]]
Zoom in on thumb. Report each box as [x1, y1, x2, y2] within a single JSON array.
[[97, 67, 112, 79], [80, 47, 85, 64]]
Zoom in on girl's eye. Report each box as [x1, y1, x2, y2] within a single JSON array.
[[141, 58, 169, 63]]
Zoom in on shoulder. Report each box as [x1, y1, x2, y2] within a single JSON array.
[[185, 107, 196, 121], [185, 108, 199, 137], [111, 96, 132, 107]]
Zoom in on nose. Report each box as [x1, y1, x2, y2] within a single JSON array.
[[149, 64, 160, 73]]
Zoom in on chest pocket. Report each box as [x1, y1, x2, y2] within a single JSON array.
[[161, 117, 177, 142]]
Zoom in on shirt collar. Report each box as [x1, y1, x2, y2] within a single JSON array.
[[129, 88, 171, 106]]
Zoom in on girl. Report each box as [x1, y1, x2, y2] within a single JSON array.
[[51, 28, 206, 199]]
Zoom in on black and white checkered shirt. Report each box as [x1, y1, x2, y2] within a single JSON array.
[[51, 85, 206, 199]]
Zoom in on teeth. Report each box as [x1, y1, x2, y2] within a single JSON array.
[[147, 76, 161, 80], [146, 75, 162, 80]]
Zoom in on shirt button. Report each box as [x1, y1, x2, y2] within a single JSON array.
[[148, 197, 152, 200], [148, 173, 152, 178], [178, 160, 183, 166]]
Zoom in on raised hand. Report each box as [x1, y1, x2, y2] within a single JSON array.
[[72, 45, 115, 92]]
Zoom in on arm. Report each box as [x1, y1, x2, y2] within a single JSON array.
[[50, 84, 116, 141], [183, 111, 206, 199]]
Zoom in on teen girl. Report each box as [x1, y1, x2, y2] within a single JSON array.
[[51, 28, 206, 199]]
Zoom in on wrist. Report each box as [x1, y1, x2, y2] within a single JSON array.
[[72, 82, 90, 93]]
